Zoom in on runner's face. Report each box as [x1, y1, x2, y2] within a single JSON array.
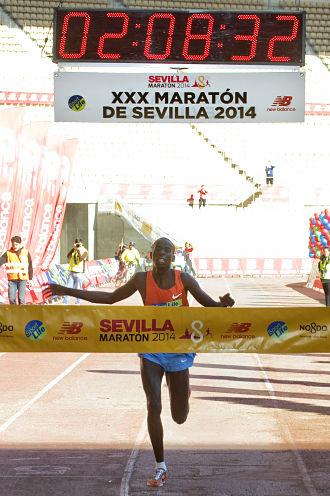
[[152, 239, 174, 269]]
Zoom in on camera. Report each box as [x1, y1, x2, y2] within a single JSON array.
[[74, 242, 82, 248]]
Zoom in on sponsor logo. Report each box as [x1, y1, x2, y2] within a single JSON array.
[[68, 95, 86, 112], [0, 322, 14, 337], [222, 322, 255, 340], [267, 321, 288, 338], [153, 299, 182, 307], [148, 75, 189, 84], [59, 322, 83, 334], [180, 329, 192, 340], [267, 95, 296, 112], [299, 322, 328, 337], [25, 320, 46, 340], [172, 293, 182, 300], [100, 319, 174, 333], [98, 318, 174, 342], [147, 74, 190, 88], [179, 320, 205, 344], [53, 322, 87, 341], [192, 75, 210, 88], [272, 96, 293, 107], [226, 322, 251, 333]]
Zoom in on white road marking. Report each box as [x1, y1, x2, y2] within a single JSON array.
[[254, 353, 319, 496], [14, 465, 70, 475], [0, 353, 90, 434], [119, 413, 148, 496], [8, 457, 41, 461]]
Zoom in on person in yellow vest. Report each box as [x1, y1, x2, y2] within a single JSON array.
[[0, 235, 33, 304], [120, 241, 141, 278], [63, 238, 88, 305]]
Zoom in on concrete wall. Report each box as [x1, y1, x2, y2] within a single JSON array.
[[60, 205, 151, 263]]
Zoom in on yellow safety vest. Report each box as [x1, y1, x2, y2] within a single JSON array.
[[5, 249, 29, 280], [68, 248, 87, 273]]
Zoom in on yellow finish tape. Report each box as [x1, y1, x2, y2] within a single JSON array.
[[0, 306, 329, 353]]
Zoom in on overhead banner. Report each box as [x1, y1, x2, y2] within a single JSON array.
[[54, 71, 305, 123], [0, 306, 329, 353]]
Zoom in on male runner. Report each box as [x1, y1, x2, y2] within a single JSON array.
[[43, 237, 234, 487]]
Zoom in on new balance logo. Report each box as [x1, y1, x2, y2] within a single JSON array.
[[226, 322, 251, 333], [172, 293, 182, 300], [272, 96, 293, 107], [58, 322, 83, 334]]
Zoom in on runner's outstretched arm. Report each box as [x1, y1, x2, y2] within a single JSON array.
[[43, 275, 139, 304], [180, 272, 234, 307]]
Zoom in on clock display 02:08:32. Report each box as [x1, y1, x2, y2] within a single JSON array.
[[53, 9, 305, 65]]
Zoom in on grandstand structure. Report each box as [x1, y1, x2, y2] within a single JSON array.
[[0, 0, 329, 265]]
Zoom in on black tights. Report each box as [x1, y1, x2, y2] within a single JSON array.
[[140, 358, 190, 462]]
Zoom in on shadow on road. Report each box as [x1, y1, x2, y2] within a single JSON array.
[[0, 447, 328, 496]]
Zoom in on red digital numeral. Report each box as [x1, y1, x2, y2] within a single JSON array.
[[182, 14, 214, 61], [97, 12, 129, 59], [59, 11, 90, 59], [231, 14, 260, 61], [144, 13, 175, 60], [267, 15, 299, 62]]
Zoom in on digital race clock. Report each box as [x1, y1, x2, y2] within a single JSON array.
[[53, 9, 305, 65]]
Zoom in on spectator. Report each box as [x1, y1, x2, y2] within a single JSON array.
[[318, 247, 330, 306], [114, 242, 126, 261], [144, 250, 153, 271], [121, 241, 141, 275], [172, 248, 185, 271], [186, 193, 194, 208], [114, 242, 127, 282], [265, 162, 275, 185], [0, 235, 33, 304], [184, 242, 196, 276], [197, 185, 208, 208], [63, 238, 88, 305]]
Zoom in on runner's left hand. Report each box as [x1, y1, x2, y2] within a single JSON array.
[[219, 293, 235, 307]]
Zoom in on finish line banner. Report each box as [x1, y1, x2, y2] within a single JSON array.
[[54, 71, 305, 123], [0, 306, 329, 353]]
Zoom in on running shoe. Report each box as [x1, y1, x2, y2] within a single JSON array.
[[146, 468, 168, 487]]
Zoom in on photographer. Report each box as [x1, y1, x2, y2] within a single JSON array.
[[63, 238, 88, 305]]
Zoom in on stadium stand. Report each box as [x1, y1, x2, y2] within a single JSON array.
[[279, 0, 330, 67]]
